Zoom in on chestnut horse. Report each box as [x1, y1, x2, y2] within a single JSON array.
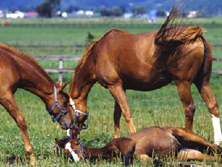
[[0, 44, 72, 163], [68, 5, 222, 144], [56, 126, 222, 166]]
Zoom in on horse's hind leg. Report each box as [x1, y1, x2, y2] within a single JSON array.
[[175, 81, 195, 130], [108, 84, 136, 137], [0, 92, 35, 163], [195, 80, 222, 145]]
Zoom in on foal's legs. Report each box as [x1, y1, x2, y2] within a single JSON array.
[[168, 128, 220, 153], [175, 81, 195, 130], [114, 101, 122, 138], [0, 92, 35, 163], [178, 149, 219, 162], [195, 81, 222, 145], [108, 84, 136, 138]]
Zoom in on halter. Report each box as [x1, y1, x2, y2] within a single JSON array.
[[72, 142, 86, 159], [66, 141, 86, 162], [47, 86, 70, 122], [69, 98, 89, 130]]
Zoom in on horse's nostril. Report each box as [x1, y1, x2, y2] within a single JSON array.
[[61, 122, 69, 130]]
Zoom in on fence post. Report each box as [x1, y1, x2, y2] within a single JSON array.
[[59, 58, 63, 84]]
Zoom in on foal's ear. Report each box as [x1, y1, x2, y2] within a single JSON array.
[[55, 138, 63, 148]]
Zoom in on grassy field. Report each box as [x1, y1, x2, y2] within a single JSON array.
[[0, 17, 222, 166]]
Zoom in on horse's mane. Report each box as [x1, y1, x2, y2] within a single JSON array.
[[74, 41, 97, 77], [74, 29, 115, 77], [0, 44, 54, 83], [69, 41, 97, 93], [155, 3, 205, 47]]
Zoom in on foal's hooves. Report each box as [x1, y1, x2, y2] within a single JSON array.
[[30, 154, 37, 166], [153, 159, 164, 167]]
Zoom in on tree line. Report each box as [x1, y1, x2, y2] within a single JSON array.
[[36, 0, 167, 17]]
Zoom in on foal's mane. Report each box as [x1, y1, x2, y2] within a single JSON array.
[[0, 44, 54, 83]]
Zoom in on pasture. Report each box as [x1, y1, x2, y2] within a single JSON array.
[[0, 17, 222, 166]]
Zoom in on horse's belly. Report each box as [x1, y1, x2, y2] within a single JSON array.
[[122, 72, 172, 91]]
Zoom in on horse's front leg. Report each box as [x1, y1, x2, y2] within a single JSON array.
[[175, 81, 195, 130], [108, 84, 136, 137], [0, 93, 36, 164]]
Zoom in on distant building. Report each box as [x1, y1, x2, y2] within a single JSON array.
[[6, 11, 25, 19], [123, 12, 133, 19], [0, 10, 4, 18], [187, 11, 198, 18], [25, 11, 38, 18], [148, 10, 157, 23]]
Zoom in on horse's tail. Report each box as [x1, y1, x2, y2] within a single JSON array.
[[155, 4, 205, 46]]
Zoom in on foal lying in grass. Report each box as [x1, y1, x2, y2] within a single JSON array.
[[56, 127, 222, 166]]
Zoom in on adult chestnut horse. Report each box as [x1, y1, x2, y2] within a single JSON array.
[[68, 6, 222, 144], [0, 44, 72, 163]]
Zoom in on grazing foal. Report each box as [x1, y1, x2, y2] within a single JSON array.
[[0, 44, 72, 162], [56, 127, 222, 166]]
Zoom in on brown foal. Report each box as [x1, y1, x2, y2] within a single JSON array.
[[0, 44, 72, 163], [68, 4, 222, 144], [56, 126, 222, 166]]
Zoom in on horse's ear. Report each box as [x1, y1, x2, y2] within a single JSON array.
[[61, 82, 68, 91], [57, 82, 69, 92]]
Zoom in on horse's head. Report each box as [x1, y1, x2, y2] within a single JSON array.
[[55, 137, 85, 162], [68, 97, 89, 134], [46, 83, 73, 130]]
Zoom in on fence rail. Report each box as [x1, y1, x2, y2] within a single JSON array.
[[34, 56, 222, 83], [35, 55, 80, 83], [4, 42, 222, 48]]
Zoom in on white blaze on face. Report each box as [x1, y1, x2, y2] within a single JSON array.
[[65, 142, 80, 162], [69, 98, 75, 109], [67, 129, 72, 137], [212, 114, 222, 145]]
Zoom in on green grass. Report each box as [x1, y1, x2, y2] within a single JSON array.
[[0, 75, 222, 166], [0, 17, 222, 166]]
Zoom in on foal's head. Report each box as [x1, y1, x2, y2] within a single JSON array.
[[55, 137, 85, 162], [46, 83, 73, 130]]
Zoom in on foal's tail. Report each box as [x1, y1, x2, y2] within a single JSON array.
[[155, 3, 205, 46]]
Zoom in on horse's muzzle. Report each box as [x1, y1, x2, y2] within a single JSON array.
[[60, 120, 72, 130]]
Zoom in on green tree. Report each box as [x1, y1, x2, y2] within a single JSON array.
[[132, 6, 147, 16], [37, 0, 61, 17], [98, 6, 123, 17]]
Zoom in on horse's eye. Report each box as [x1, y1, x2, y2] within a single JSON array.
[[63, 101, 68, 106]]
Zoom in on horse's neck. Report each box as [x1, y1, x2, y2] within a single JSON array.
[[19, 65, 55, 101], [85, 146, 109, 158], [69, 62, 95, 104]]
